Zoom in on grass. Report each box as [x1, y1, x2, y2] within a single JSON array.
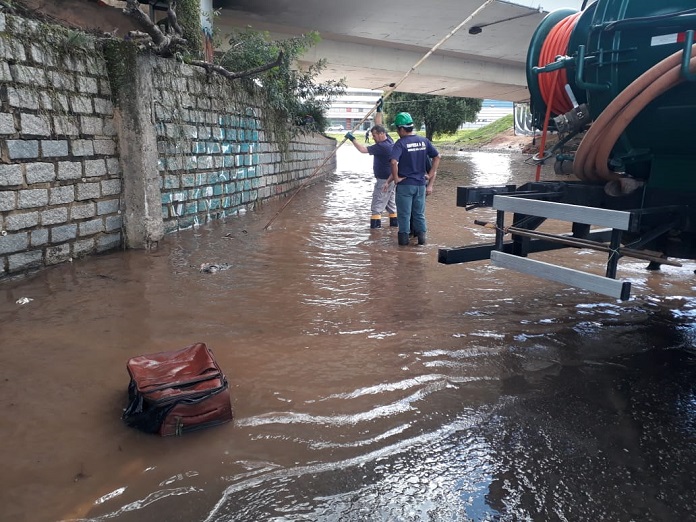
[[429, 114, 514, 148], [325, 114, 515, 148]]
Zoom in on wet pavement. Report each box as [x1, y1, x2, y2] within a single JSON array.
[[1, 146, 696, 521]]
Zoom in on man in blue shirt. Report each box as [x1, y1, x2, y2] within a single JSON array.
[[345, 99, 397, 228], [386, 112, 440, 245]]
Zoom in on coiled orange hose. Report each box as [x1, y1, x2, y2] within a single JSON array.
[[536, 13, 696, 184], [537, 12, 581, 116], [533, 12, 581, 181]]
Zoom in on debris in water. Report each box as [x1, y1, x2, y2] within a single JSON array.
[[15, 297, 33, 305], [73, 464, 90, 482], [199, 263, 232, 273]]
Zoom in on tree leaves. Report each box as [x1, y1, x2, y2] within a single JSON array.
[[217, 29, 345, 136], [385, 93, 482, 141]]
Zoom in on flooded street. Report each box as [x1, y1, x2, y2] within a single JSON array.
[[2, 145, 696, 521]]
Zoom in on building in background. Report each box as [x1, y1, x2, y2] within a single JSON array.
[[325, 88, 382, 131], [462, 99, 514, 129], [325, 88, 516, 132]]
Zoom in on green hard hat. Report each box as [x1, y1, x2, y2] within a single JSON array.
[[394, 112, 414, 127]]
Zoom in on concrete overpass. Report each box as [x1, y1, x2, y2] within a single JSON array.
[[215, 0, 585, 102]]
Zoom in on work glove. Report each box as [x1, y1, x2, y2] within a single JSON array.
[[376, 97, 383, 112], [345, 132, 355, 141]]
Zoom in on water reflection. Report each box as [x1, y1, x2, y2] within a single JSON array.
[[0, 147, 695, 521], [454, 151, 514, 186]]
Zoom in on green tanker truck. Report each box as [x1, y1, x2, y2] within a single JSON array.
[[440, 0, 696, 300]]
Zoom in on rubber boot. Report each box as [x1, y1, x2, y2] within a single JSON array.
[[389, 213, 398, 227], [398, 232, 410, 246], [417, 232, 426, 245], [370, 215, 382, 229]]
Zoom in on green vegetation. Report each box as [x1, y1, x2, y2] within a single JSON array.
[[217, 29, 345, 145], [102, 39, 139, 110], [177, 0, 204, 58], [429, 114, 514, 147], [383, 92, 482, 141], [328, 114, 516, 148]]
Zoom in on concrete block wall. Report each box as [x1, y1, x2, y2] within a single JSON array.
[[0, 14, 336, 280], [151, 57, 336, 233], [0, 13, 122, 279]]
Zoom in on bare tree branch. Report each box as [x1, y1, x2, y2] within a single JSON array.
[[123, 0, 187, 55], [0, 1, 16, 14], [167, 0, 183, 36], [124, 0, 168, 47], [122, 0, 281, 80], [189, 51, 284, 80], [127, 30, 152, 41]]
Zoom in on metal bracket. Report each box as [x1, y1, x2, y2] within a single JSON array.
[[681, 30, 696, 82]]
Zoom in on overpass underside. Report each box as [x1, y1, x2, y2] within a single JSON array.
[[215, 0, 563, 102], [297, 38, 530, 102]]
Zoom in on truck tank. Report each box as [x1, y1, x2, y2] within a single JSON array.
[[439, 0, 696, 300]]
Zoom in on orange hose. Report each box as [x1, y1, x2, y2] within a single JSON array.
[[537, 12, 581, 116], [535, 69, 559, 181], [535, 15, 696, 183], [573, 43, 696, 182], [533, 12, 581, 181]]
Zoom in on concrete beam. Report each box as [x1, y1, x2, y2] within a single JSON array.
[[298, 38, 530, 101], [213, 0, 550, 102], [112, 54, 164, 249]]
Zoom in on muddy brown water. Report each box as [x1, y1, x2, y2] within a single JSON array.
[[2, 146, 696, 522]]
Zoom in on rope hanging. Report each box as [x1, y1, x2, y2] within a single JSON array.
[[262, 0, 496, 230]]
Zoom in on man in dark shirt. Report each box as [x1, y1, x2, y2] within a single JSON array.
[[386, 112, 440, 245], [345, 99, 397, 228]]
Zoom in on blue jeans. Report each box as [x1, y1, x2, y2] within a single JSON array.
[[395, 184, 426, 234]]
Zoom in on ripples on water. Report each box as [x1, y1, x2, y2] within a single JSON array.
[[1, 147, 696, 521]]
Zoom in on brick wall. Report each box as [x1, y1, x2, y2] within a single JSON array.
[[151, 57, 335, 233], [0, 14, 121, 278], [0, 13, 336, 280]]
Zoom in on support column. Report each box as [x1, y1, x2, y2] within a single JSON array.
[[110, 51, 164, 249]]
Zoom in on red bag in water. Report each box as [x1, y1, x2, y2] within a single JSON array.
[[122, 342, 233, 436]]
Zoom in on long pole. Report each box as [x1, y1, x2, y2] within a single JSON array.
[[262, 0, 496, 230]]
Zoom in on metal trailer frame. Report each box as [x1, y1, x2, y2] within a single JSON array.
[[438, 182, 689, 300]]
